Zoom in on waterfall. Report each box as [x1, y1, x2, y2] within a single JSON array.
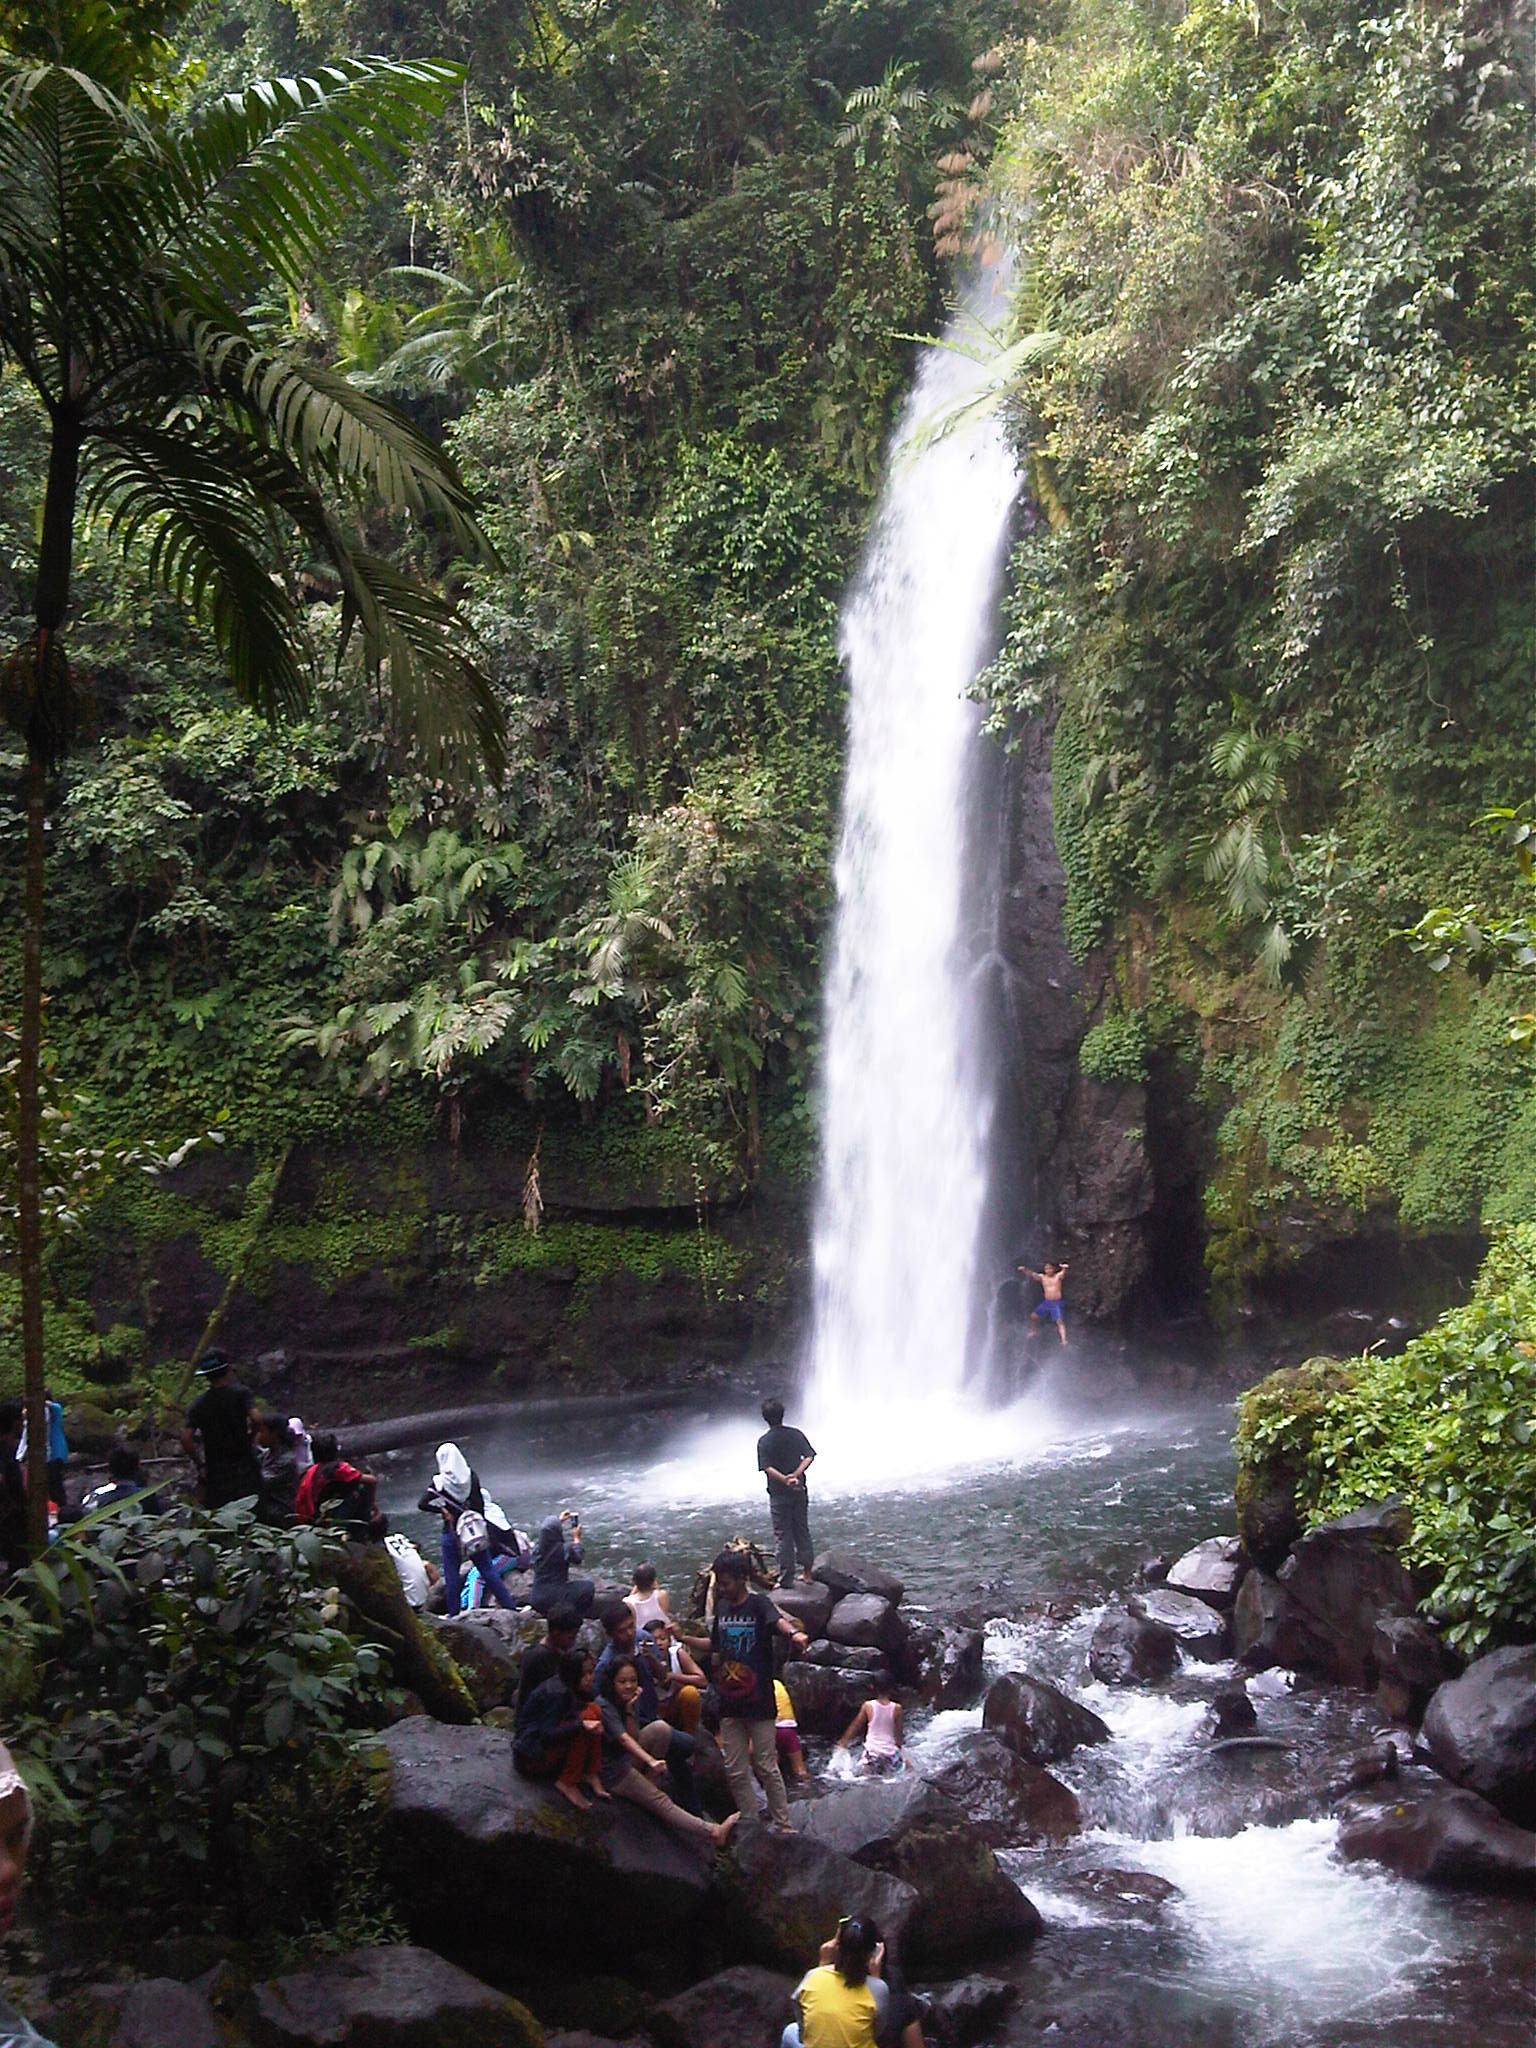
[[806, 273, 1020, 1420]]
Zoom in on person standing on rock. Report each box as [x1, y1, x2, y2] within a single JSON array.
[[711, 1548, 808, 1833], [1018, 1261, 1070, 1346], [757, 1396, 817, 1586]]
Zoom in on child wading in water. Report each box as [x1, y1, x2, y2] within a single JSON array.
[[1019, 1259, 1070, 1346], [837, 1680, 904, 1775]]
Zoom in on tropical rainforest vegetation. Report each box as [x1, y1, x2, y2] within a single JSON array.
[[0, 0, 1531, 1415]]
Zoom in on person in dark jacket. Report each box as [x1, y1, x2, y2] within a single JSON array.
[[529, 1509, 595, 1616], [514, 1650, 606, 1810], [516, 1604, 583, 1709], [78, 1444, 158, 1518], [181, 1353, 260, 1508], [253, 1415, 302, 1527], [0, 1402, 28, 1573]]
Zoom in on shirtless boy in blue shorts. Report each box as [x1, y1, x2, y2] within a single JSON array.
[[1019, 1260, 1070, 1345]]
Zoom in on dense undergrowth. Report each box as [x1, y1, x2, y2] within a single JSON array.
[[983, 0, 1535, 1281], [1235, 1224, 1536, 1653]]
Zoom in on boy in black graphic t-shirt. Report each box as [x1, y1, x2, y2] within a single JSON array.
[[710, 1549, 807, 1830]]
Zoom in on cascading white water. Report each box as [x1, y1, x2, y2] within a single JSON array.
[[806, 273, 1019, 1421]]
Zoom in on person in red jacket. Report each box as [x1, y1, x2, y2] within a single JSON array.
[[293, 1433, 383, 1539]]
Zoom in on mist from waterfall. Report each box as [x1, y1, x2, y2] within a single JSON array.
[[804, 271, 1020, 1434]]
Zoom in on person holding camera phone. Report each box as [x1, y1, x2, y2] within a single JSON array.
[[530, 1504, 595, 1616], [781, 1917, 888, 2048]]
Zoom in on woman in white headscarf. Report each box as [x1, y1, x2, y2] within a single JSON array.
[[0, 1740, 57, 2047]]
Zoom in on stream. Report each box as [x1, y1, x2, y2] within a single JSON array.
[[375, 1378, 1535, 2048]]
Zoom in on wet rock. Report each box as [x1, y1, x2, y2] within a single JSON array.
[[250, 1945, 541, 2047], [712, 1818, 917, 1970], [794, 1776, 1041, 1966], [922, 1730, 1080, 1845], [1128, 1588, 1227, 1660], [434, 1608, 537, 1714], [1237, 1464, 1303, 1571], [826, 1592, 905, 1656], [901, 1621, 986, 1709], [1337, 1777, 1536, 1893], [771, 1582, 835, 1639], [813, 1552, 905, 1603], [782, 1659, 883, 1739], [1327, 1742, 1401, 1801], [1207, 1687, 1257, 1739], [1420, 1645, 1536, 1827], [1373, 1616, 1460, 1724], [1138, 1554, 1170, 1586], [1165, 1537, 1246, 1612], [920, 1975, 1015, 2047], [1060, 1867, 1180, 1915], [801, 1641, 888, 1672], [1275, 1501, 1416, 1686], [376, 1720, 713, 1959], [651, 1966, 796, 2048], [981, 1673, 1110, 1766], [1231, 1569, 1293, 1670], [1088, 1606, 1177, 1685], [106, 1979, 225, 2048]]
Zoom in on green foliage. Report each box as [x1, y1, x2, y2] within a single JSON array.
[[1079, 1008, 1149, 1085], [1403, 801, 1536, 1046], [1235, 1225, 1536, 1654], [1, 1503, 400, 1942]]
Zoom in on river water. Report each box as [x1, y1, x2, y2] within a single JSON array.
[[375, 1383, 1534, 2048]]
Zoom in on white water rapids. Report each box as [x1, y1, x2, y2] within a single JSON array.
[[804, 271, 1019, 1435]]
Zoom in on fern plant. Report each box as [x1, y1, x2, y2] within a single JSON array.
[[0, 2, 505, 1549]]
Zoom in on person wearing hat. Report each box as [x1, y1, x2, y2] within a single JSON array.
[[180, 1351, 260, 1509], [0, 1739, 59, 2045]]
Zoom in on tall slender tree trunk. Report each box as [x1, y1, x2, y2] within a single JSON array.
[[19, 747, 49, 1554], [19, 411, 81, 1552]]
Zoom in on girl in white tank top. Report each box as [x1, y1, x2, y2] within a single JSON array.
[[836, 1689, 904, 1774]]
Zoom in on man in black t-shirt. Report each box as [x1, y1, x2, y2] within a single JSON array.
[[756, 1395, 816, 1586], [181, 1352, 260, 1509], [515, 1604, 583, 1711]]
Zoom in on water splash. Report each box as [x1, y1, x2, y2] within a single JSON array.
[[805, 271, 1020, 1427]]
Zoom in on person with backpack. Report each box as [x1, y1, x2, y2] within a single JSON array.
[[293, 1433, 384, 1540], [417, 1441, 525, 1612], [710, 1548, 808, 1832]]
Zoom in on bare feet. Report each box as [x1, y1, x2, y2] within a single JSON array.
[[554, 1780, 592, 1811], [798, 1570, 816, 1585], [709, 1811, 741, 1849], [584, 1776, 612, 1800]]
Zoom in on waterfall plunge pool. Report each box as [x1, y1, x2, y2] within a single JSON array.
[[373, 1385, 1535, 2048]]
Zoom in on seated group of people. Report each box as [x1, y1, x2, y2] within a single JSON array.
[[513, 1548, 814, 1841]]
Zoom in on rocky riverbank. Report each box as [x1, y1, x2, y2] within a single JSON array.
[[25, 1506, 1533, 2048]]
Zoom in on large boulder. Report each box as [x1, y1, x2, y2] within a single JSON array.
[[1372, 1616, 1459, 1724], [920, 1976, 1015, 2048], [1275, 1502, 1416, 1686], [981, 1674, 1110, 1766], [250, 1946, 541, 2048], [771, 1582, 835, 1639], [782, 1660, 883, 1739], [712, 1820, 917, 1971], [1164, 1538, 1245, 1612], [1088, 1607, 1177, 1685], [825, 1593, 905, 1657], [1128, 1589, 1227, 1661], [923, 1731, 1081, 1845], [901, 1621, 986, 1709], [376, 1720, 713, 1959], [793, 1776, 1040, 1966], [1237, 1464, 1304, 1571], [813, 1553, 905, 1603], [651, 1966, 796, 2048], [1231, 1571, 1293, 1670], [1420, 1646, 1536, 1827], [104, 1980, 226, 2048], [434, 1609, 538, 1714], [1337, 1779, 1536, 1894]]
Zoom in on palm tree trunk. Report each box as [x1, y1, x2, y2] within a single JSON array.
[[19, 746, 49, 1554]]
